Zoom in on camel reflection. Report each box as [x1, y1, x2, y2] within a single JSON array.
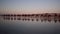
[[0, 13, 60, 23]]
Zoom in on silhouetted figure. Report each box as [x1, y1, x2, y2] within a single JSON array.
[[17, 14, 21, 17], [10, 14, 13, 17], [54, 13, 57, 17], [59, 14, 60, 17], [41, 20, 43, 22], [3, 17, 10, 20], [36, 19, 39, 21], [48, 15, 51, 17], [54, 20, 57, 23], [43, 13, 48, 17], [8, 17, 10, 20], [4, 14, 10, 17], [3, 16, 6, 20], [24, 15, 27, 17], [17, 18, 21, 20], [32, 19, 34, 21], [36, 14, 39, 16], [22, 19, 25, 21], [48, 20, 51, 22], [27, 19, 30, 21], [44, 19, 47, 21], [59, 20, 60, 22], [27, 14, 31, 17], [31, 14, 35, 16], [40, 14, 43, 17], [11, 17, 13, 20], [14, 17, 16, 20], [22, 14, 25, 17], [13, 14, 16, 17], [25, 19, 27, 21]]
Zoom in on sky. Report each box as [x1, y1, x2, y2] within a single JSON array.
[[0, 0, 60, 14]]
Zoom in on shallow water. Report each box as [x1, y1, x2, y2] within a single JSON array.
[[0, 19, 60, 34]]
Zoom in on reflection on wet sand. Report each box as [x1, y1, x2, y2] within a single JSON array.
[[0, 13, 60, 23]]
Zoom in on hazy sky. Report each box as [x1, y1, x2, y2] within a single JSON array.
[[0, 0, 60, 14]]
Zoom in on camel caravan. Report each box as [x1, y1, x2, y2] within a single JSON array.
[[0, 13, 60, 23]]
